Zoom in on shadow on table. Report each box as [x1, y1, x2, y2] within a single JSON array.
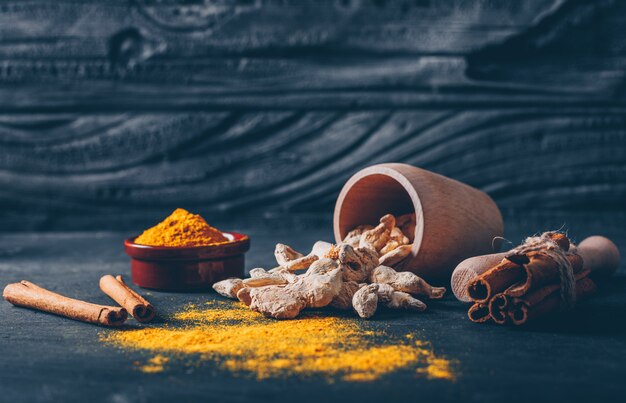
[[516, 277, 626, 336]]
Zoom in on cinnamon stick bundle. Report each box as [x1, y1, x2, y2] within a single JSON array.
[[463, 234, 619, 326], [467, 233, 574, 303], [99, 275, 155, 323], [3, 281, 127, 326]]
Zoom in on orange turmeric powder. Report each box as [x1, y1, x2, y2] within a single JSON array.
[[102, 300, 458, 381], [134, 208, 229, 247]]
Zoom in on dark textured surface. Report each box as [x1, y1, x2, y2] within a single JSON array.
[[1, 0, 626, 231], [1, 214, 625, 402]]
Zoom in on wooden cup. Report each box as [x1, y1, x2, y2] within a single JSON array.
[[333, 163, 503, 282]]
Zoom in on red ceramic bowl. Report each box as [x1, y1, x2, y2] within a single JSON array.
[[124, 232, 250, 291]]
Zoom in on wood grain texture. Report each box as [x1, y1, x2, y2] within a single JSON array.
[[0, 0, 625, 230]]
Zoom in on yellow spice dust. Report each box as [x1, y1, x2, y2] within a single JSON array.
[[102, 301, 457, 382], [137, 355, 170, 374]]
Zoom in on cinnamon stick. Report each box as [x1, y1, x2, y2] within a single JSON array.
[[99, 275, 155, 323], [504, 253, 584, 297], [467, 259, 524, 303], [468, 302, 491, 323], [508, 276, 597, 325], [3, 280, 127, 326], [488, 292, 512, 325]]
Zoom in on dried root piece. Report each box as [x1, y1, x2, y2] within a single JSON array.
[[338, 244, 378, 282], [212, 278, 244, 299], [274, 243, 303, 264], [274, 243, 319, 272], [236, 287, 253, 306], [244, 267, 299, 287], [241, 259, 342, 319], [310, 241, 333, 259], [387, 290, 427, 312], [379, 240, 400, 255], [390, 227, 410, 245], [379, 244, 412, 267], [330, 281, 364, 310], [243, 276, 287, 287], [396, 213, 416, 243], [360, 214, 395, 252], [370, 265, 446, 299], [249, 268, 269, 278], [343, 225, 373, 248], [352, 283, 427, 318], [352, 284, 380, 318]]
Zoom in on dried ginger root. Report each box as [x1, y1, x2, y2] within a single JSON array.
[[352, 284, 380, 318], [342, 225, 373, 248], [360, 214, 395, 252], [396, 213, 416, 243], [390, 226, 410, 245], [274, 244, 319, 272], [370, 265, 446, 299], [239, 259, 342, 319], [352, 283, 426, 319], [214, 213, 442, 320], [330, 281, 364, 310], [386, 289, 427, 312], [243, 268, 297, 287], [337, 244, 378, 282], [213, 278, 244, 298], [379, 244, 412, 267], [379, 240, 400, 255], [310, 241, 333, 259]]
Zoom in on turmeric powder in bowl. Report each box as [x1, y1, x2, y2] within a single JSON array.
[[126, 209, 249, 290], [135, 208, 229, 247]]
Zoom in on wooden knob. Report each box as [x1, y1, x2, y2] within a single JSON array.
[[333, 163, 503, 283], [577, 236, 621, 278]]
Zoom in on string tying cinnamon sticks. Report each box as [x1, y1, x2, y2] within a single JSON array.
[[505, 232, 577, 309], [3, 281, 127, 326], [99, 275, 155, 323]]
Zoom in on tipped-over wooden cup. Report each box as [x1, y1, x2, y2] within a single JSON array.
[[333, 163, 503, 283]]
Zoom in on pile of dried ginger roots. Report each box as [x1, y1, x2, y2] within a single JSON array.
[[213, 213, 446, 319]]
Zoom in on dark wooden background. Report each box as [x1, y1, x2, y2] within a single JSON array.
[[1, 0, 625, 231]]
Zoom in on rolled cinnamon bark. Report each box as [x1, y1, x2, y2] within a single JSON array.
[[467, 259, 524, 303], [488, 292, 512, 325], [468, 302, 491, 323], [99, 275, 155, 323], [508, 276, 597, 325], [3, 280, 127, 326], [451, 252, 507, 302], [504, 253, 584, 297]]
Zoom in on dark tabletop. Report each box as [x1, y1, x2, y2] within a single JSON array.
[[1, 213, 625, 403]]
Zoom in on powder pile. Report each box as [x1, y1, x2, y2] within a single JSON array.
[[102, 301, 456, 382], [134, 208, 229, 247]]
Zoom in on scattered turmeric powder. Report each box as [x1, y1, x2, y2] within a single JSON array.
[[134, 208, 229, 247], [102, 300, 457, 382], [137, 355, 170, 374]]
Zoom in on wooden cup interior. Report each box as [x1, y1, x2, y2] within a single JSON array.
[[335, 173, 416, 241]]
